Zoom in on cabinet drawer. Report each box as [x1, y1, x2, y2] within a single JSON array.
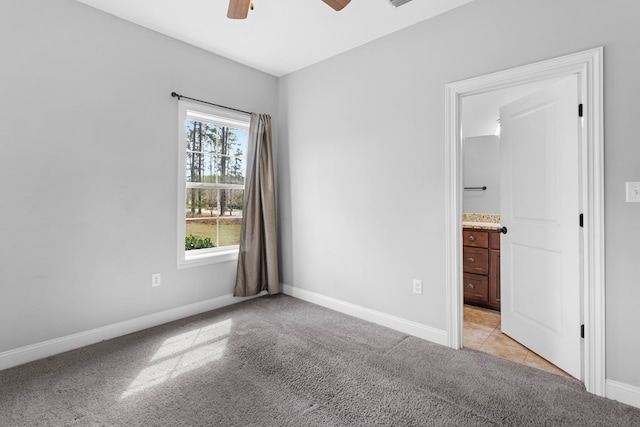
[[463, 273, 489, 303], [463, 247, 489, 275], [463, 230, 489, 248]]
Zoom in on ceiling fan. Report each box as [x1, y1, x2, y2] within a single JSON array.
[[227, 0, 352, 19]]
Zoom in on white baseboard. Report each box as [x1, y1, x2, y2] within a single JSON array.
[[0, 291, 266, 372], [606, 379, 640, 409], [282, 284, 448, 346]]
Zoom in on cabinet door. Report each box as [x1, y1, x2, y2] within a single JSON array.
[[490, 249, 501, 310], [490, 230, 500, 249]]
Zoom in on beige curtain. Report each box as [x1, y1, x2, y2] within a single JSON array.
[[234, 113, 280, 296]]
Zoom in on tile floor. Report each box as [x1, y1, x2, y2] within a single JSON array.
[[463, 304, 571, 378]]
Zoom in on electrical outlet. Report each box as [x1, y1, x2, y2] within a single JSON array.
[[151, 273, 161, 287], [412, 279, 422, 295], [626, 182, 640, 203]]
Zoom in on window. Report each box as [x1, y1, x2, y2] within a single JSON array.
[[177, 100, 249, 267]]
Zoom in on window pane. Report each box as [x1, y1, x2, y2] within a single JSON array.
[[185, 188, 211, 218], [217, 189, 243, 247], [185, 189, 216, 251], [184, 189, 244, 250], [203, 189, 218, 214], [185, 120, 247, 186], [218, 189, 244, 218], [185, 150, 203, 183], [218, 216, 242, 247], [185, 218, 217, 250]]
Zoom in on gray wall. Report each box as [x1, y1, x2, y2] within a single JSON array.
[[463, 135, 500, 214], [278, 0, 640, 388], [2, 0, 639, 392], [0, 0, 277, 352]]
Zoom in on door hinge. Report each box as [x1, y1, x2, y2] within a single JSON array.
[[579, 213, 584, 227], [581, 324, 585, 338], [578, 103, 583, 117]]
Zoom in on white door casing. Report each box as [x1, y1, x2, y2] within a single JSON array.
[[499, 76, 581, 379], [444, 47, 605, 395]]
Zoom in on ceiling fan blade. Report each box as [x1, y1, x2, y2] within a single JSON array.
[[227, 0, 251, 19], [321, 0, 352, 11]]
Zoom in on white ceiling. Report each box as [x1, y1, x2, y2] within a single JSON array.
[[75, 0, 475, 77]]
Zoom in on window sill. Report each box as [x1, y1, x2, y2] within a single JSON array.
[[179, 248, 239, 269]]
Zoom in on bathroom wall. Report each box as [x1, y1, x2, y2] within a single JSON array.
[[463, 135, 500, 214]]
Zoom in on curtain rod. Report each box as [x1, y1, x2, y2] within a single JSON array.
[[171, 92, 251, 115]]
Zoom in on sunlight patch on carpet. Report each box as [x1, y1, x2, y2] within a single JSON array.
[[121, 319, 232, 398]]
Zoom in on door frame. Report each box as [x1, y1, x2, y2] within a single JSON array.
[[444, 47, 605, 395]]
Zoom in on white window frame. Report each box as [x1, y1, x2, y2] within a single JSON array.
[[177, 100, 250, 268]]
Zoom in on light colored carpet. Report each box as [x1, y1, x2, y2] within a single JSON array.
[[1, 294, 638, 426]]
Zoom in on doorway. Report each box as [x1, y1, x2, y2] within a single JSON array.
[[461, 75, 579, 377], [444, 48, 606, 396]]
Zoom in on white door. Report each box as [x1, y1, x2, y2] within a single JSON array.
[[500, 75, 581, 379]]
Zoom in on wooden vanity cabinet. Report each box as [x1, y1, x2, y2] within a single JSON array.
[[463, 228, 501, 311]]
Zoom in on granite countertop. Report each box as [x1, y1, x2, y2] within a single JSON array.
[[462, 213, 500, 230]]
